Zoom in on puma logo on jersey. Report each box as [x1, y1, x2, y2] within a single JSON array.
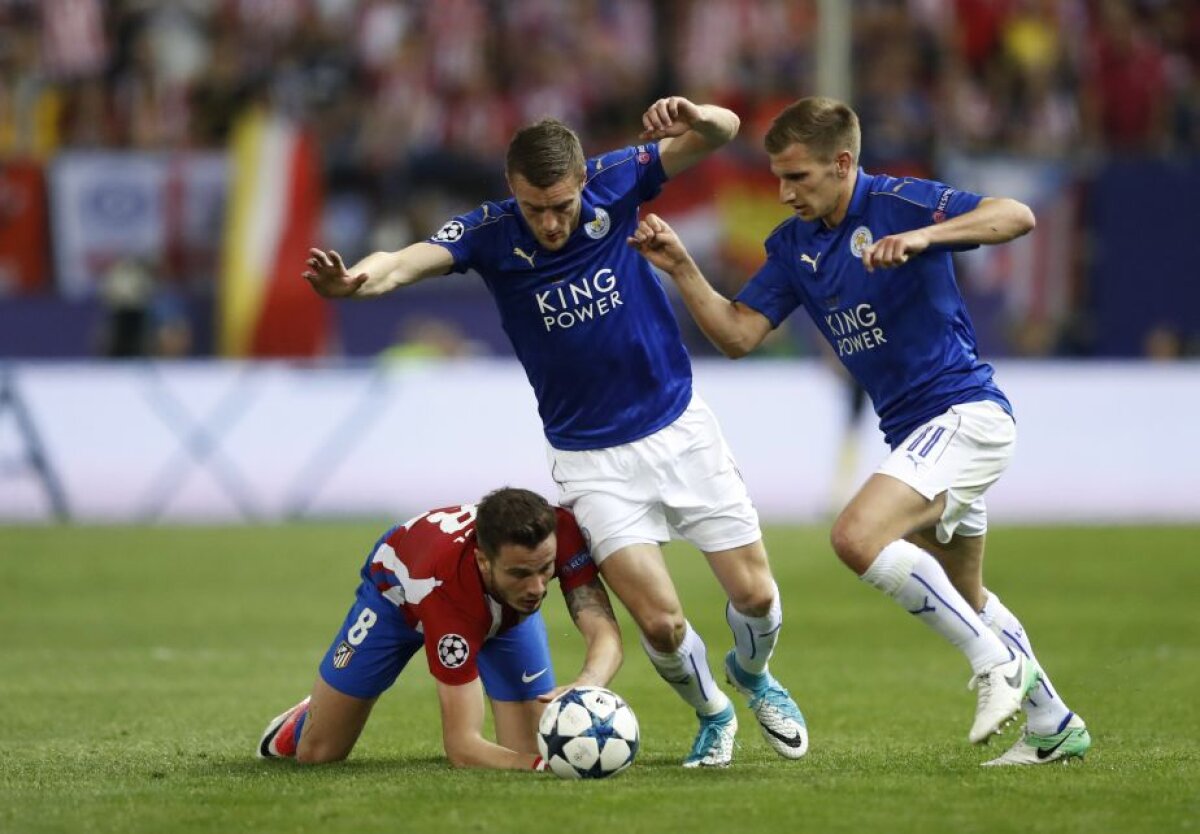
[[800, 252, 820, 271], [513, 247, 537, 268]]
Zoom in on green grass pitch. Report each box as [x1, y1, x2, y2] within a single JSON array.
[[1, 523, 1197, 833]]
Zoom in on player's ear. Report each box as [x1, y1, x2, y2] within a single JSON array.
[[474, 547, 489, 573], [835, 150, 853, 178]]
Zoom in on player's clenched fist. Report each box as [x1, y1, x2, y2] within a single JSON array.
[[640, 96, 703, 141], [302, 248, 368, 298], [627, 213, 692, 274], [861, 230, 931, 272]]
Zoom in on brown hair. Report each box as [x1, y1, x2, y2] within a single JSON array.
[[505, 118, 586, 188], [475, 487, 557, 558], [764, 97, 861, 162]]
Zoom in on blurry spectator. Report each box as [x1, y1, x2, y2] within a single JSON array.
[[855, 41, 937, 175], [0, 11, 60, 158], [378, 315, 486, 363], [148, 286, 194, 358], [1143, 323, 1184, 360], [98, 256, 155, 358], [188, 29, 249, 147], [951, 0, 1014, 76], [997, 0, 1084, 156], [98, 256, 196, 358], [1083, 0, 1170, 153], [57, 78, 114, 148], [39, 0, 108, 82], [1006, 61, 1082, 157]]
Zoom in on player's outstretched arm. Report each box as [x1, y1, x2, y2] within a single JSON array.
[[539, 578, 623, 703], [640, 96, 740, 178], [436, 677, 543, 770], [303, 242, 454, 299], [628, 213, 772, 359], [862, 197, 1036, 272]]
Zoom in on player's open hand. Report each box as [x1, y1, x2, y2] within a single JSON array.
[[861, 230, 931, 272], [302, 248, 368, 297], [537, 684, 574, 704], [627, 213, 692, 274], [640, 96, 702, 140]]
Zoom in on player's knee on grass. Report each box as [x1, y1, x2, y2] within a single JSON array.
[[295, 734, 354, 765]]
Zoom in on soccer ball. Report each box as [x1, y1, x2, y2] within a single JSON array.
[[537, 686, 639, 779]]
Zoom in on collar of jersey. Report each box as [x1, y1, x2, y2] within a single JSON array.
[[842, 168, 873, 223]]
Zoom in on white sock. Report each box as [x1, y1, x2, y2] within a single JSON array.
[[725, 581, 782, 676], [862, 540, 1010, 675], [979, 590, 1075, 735], [640, 622, 730, 717]]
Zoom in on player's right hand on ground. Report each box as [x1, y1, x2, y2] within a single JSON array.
[[302, 248, 368, 298], [627, 213, 692, 275]]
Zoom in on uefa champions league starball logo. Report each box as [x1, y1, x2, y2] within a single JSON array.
[[436, 634, 469, 668], [432, 220, 465, 242]]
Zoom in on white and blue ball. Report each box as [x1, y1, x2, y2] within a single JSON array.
[[537, 686, 639, 779]]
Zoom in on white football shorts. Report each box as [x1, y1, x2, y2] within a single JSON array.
[[546, 393, 762, 563], [876, 400, 1016, 544]]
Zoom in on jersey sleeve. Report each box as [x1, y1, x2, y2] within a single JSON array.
[[553, 508, 598, 594], [885, 177, 984, 253], [588, 143, 668, 205], [735, 233, 805, 328], [427, 202, 502, 274]]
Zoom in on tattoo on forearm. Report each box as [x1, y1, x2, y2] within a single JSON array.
[[566, 579, 618, 625]]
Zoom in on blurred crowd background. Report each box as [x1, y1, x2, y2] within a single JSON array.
[[1, 0, 1199, 362]]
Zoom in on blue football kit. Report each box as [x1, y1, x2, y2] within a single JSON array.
[[430, 142, 693, 451], [736, 170, 1012, 449]]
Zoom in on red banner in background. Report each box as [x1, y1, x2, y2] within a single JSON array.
[[219, 111, 329, 357], [0, 161, 50, 295]]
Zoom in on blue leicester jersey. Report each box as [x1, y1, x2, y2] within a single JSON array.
[[736, 170, 1012, 449], [430, 142, 692, 451]]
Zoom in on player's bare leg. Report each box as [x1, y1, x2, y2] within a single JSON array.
[[491, 698, 542, 755], [599, 543, 735, 766], [911, 528, 1090, 764], [705, 540, 807, 758], [259, 676, 377, 764], [834, 474, 1036, 743]]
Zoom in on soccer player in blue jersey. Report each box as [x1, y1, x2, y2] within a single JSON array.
[[301, 97, 808, 767], [628, 96, 1090, 766]]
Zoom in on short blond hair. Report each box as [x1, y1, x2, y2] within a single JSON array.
[[764, 97, 860, 162]]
